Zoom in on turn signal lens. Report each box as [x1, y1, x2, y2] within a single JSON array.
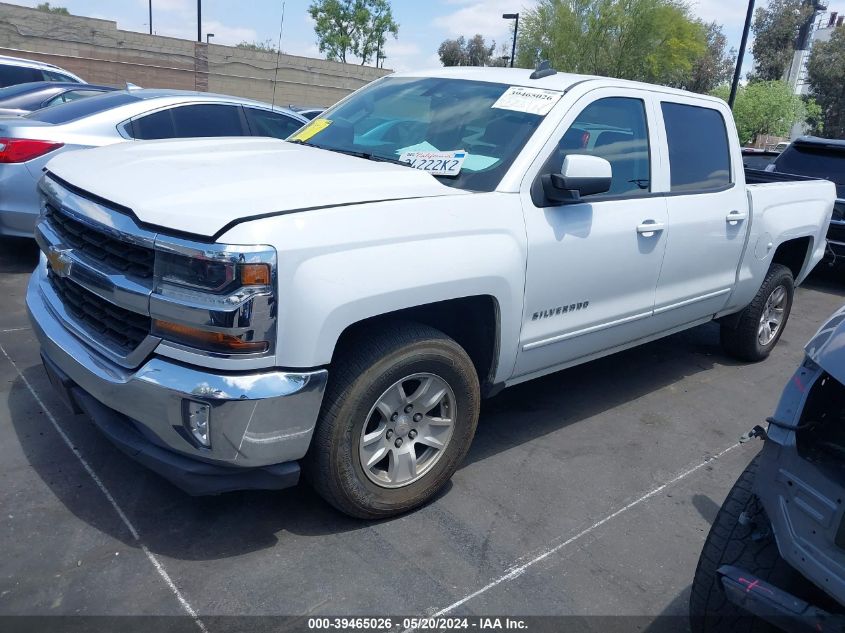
[[153, 320, 269, 354], [239, 263, 271, 286], [0, 138, 64, 163]]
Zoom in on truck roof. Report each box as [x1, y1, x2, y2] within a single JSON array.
[[391, 66, 726, 105]]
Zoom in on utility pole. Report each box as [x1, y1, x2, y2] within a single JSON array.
[[729, 0, 755, 108], [148, 0, 152, 35], [503, 13, 519, 68], [197, 0, 202, 43]]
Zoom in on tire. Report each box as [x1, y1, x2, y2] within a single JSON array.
[[689, 456, 799, 633], [721, 264, 794, 362], [306, 322, 480, 519]]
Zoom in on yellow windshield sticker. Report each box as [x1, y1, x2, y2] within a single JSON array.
[[289, 118, 332, 142]]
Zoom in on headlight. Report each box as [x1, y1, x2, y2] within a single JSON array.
[[150, 240, 277, 357]]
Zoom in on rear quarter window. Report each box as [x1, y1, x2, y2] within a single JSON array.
[[661, 102, 732, 193]]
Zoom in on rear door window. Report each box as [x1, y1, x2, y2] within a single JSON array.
[[171, 104, 246, 137], [661, 102, 732, 192], [244, 107, 304, 139], [0, 64, 42, 87], [42, 70, 76, 82]]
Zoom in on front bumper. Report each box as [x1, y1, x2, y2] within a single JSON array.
[[27, 268, 329, 495], [717, 565, 845, 633]]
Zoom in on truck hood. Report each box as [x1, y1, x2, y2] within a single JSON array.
[[45, 137, 468, 238], [806, 304, 845, 385]]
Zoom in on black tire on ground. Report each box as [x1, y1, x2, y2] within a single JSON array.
[[305, 322, 481, 519], [721, 264, 794, 362], [689, 456, 800, 633]]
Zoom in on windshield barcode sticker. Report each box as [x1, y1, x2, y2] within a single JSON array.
[[492, 86, 563, 116], [399, 150, 466, 176]]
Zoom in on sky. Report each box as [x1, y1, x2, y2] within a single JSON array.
[[6, 0, 845, 75]]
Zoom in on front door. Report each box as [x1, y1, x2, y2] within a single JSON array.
[[514, 89, 668, 379]]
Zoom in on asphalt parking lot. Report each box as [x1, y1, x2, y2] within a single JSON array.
[[1, 235, 844, 629]]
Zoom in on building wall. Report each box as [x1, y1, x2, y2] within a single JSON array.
[[0, 2, 389, 107]]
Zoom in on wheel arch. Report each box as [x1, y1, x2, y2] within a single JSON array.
[[771, 236, 813, 283], [331, 295, 502, 397]]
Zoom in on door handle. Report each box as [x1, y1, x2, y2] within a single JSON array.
[[726, 210, 748, 224], [636, 220, 665, 236]]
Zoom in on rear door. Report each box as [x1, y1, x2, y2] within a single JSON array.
[[651, 98, 748, 329]]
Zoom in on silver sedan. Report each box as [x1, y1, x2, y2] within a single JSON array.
[[0, 89, 308, 237]]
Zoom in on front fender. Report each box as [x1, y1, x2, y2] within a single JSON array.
[[219, 194, 528, 382]]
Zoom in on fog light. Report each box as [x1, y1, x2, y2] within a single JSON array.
[[183, 400, 211, 447]]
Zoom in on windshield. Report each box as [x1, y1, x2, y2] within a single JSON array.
[[288, 77, 557, 192], [774, 144, 845, 195], [26, 91, 140, 124]]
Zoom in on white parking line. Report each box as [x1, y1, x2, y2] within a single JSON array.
[[0, 327, 30, 333], [417, 442, 743, 622], [0, 344, 208, 632]]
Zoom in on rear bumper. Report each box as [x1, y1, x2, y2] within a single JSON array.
[[27, 267, 329, 495], [0, 161, 41, 238]]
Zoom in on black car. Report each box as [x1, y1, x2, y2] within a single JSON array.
[[761, 137, 845, 266], [0, 81, 115, 116]]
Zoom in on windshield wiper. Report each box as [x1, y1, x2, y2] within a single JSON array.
[[289, 140, 413, 169]]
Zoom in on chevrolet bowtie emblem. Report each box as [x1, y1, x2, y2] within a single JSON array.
[[47, 247, 74, 278]]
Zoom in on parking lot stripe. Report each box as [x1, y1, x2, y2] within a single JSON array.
[[0, 327, 30, 333], [0, 344, 209, 632], [420, 442, 743, 621]]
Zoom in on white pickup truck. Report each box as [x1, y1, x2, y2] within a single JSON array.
[[27, 67, 836, 518]]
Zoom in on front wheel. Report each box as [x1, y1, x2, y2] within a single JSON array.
[[721, 264, 794, 362], [306, 322, 480, 519]]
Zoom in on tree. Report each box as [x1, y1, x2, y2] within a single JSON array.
[[712, 81, 806, 145], [806, 25, 845, 138], [750, 0, 812, 81], [680, 22, 736, 94], [438, 37, 466, 66], [35, 2, 69, 14], [437, 34, 498, 67], [308, 0, 398, 65], [515, 0, 708, 85], [236, 40, 280, 54]]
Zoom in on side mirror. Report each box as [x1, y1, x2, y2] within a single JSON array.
[[542, 154, 612, 204]]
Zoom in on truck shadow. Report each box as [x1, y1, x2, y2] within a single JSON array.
[[6, 256, 843, 562], [8, 319, 737, 562], [0, 236, 39, 274]]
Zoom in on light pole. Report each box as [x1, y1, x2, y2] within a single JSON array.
[[729, 0, 755, 108], [148, 0, 152, 35], [206, 33, 214, 44], [502, 13, 519, 68], [197, 0, 202, 43]]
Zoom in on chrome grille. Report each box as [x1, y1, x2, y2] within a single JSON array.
[[45, 204, 155, 279], [48, 270, 151, 354]]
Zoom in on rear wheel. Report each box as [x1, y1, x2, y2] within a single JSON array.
[[721, 264, 794, 362], [306, 322, 480, 519]]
